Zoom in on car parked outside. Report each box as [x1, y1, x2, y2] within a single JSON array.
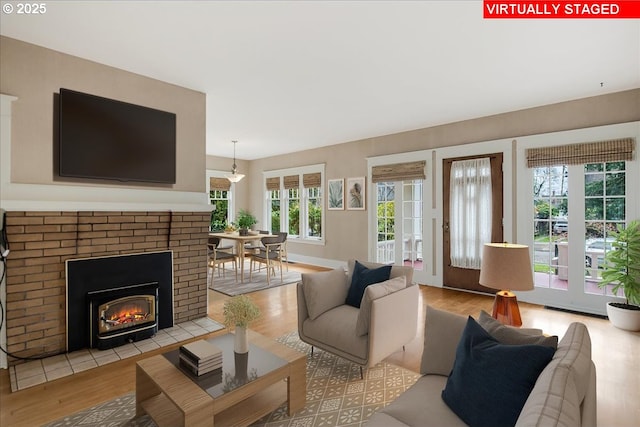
[[585, 237, 615, 268], [553, 219, 568, 234]]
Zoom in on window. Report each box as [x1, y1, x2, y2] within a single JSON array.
[[210, 189, 230, 230], [208, 175, 233, 231], [264, 165, 324, 242], [287, 187, 300, 237], [269, 189, 281, 233], [307, 186, 322, 238]]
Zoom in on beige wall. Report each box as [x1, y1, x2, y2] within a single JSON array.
[[244, 89, 640, 262], [0, 36, 206, 193]]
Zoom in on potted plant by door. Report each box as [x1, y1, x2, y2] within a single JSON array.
[[223, 295, 261, 353], [597, 220, 640, 331], [235, 209, 257, 236]]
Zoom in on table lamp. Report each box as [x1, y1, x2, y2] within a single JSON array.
[[479, 243, 534, 327]]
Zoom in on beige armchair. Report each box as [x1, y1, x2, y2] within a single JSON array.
[[297, 260, 419, 375]]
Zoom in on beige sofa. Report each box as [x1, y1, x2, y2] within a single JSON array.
[[367, 306, 597, 427], [297, 260, 418, 369]]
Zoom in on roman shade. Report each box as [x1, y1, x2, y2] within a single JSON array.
[[284, 175, 300, 189], [210, 177, 231, 191], [371, 160, 426, 183], [266, 177, 281, 191], [303, 172, 322, 188], [526, 138, 635, 168]]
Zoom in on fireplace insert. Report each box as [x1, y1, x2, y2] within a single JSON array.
[[66, 251, 173, 352], [87, 282, 159, 350]]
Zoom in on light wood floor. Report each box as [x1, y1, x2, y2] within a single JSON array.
[[1, 263, 638, 426]]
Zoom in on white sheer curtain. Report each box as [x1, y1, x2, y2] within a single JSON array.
[[450, 158, 492, 269]]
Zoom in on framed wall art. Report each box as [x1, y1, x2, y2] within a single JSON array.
[[327, 178, 344, 210], [346, 177, 365, 210]]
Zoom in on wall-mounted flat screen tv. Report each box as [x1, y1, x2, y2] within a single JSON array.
[[59, 88, 176, 184]]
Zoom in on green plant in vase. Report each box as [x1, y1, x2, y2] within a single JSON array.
[[223, 295, 261, 353], [235, 209, 257, 236]]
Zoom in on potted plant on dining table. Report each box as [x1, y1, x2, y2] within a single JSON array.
[[235, 209, 258, 236]]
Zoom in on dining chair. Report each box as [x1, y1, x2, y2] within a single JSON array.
[[207, 236, 238, 288], [243, 230, 270, 255], [249, 235, 284, 286], [277, 232, 288, 271]]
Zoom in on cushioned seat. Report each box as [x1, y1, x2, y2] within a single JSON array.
[[297, 259, 418, 370], [367, 306, 596, 427], [302, 305, 368, 362], [373, 376, 466, 427]]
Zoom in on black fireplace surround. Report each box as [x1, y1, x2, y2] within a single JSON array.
[[66, 251, 174, 352], [87, 281, 159, 350]]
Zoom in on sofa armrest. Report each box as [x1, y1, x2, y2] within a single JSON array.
[[581, 360, 597, 427], [368, 284, 419, 367], [296, 282, 309, 333]]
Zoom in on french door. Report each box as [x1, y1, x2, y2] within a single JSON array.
[[375, 180, 426, 282], [528, 161, 629, 314]]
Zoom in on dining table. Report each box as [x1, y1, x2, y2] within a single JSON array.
[[208, 231, 276, 283]]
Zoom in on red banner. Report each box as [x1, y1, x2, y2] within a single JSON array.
[[484, 1, 640, 18]]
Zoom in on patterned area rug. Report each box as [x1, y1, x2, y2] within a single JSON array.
[[210, 262, 302, 296], [44, 332, 420, 427]]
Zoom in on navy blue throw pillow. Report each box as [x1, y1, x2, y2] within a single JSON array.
[[441, 317, 555, 427], [345, 261, 392, 308]]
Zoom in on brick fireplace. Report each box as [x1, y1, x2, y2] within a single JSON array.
[[3, 210, 209, 362]]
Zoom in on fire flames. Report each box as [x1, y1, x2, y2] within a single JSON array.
[[104, 302, 149, 326]]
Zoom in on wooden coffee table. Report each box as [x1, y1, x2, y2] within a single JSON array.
[[135, 330, 306, 426]]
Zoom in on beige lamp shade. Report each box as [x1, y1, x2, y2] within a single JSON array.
[[479, 243, 534, 292]]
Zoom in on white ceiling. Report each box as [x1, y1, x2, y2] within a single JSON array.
[[2, 1, 639, 160]]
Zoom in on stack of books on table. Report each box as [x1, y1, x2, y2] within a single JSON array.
[[179, 340, 223, 376]]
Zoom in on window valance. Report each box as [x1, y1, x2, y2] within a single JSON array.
[[283, 175, 300, 189], [371, 160, 426, 183], [209, 177, 231, 191], [526, 138, 635, 168], [266, 177, 281, 191], [303, 172, 322, 188]]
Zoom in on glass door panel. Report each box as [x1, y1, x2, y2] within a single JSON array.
[[584, 162, 626, 297], [376, 182, 395, 264], [533, 166, 569, 291], [402, 181, 423, 271]]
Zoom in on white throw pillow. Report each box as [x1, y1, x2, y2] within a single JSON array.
[[355, 276, 406, 336], [302, 268, 349, 320]]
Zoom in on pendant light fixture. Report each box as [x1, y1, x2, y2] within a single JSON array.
[[225, 140, 245, 183]]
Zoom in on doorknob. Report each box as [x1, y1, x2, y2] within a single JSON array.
[[443, 222, 449, 232]]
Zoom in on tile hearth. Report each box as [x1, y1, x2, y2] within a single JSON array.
[[9, 317, 224, 392]]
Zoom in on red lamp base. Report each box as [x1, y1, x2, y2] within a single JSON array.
[[492, 290, 522, 327]]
